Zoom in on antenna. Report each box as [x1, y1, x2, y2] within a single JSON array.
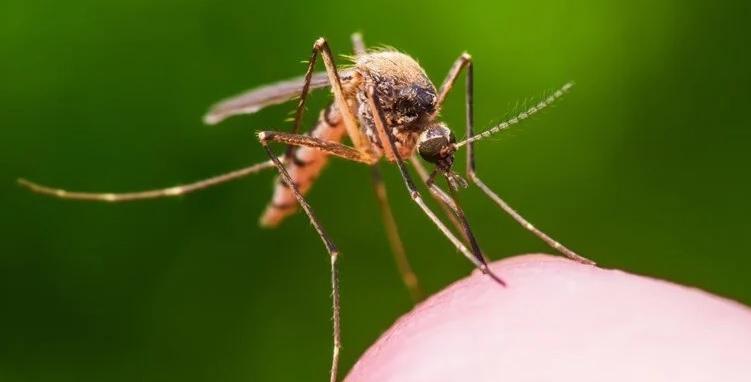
[[455, 82, 575, 149]]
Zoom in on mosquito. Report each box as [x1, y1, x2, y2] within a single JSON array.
[[18, 33, 596, 381]]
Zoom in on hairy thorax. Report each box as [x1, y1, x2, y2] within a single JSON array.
[[344, 51, 438, 161]]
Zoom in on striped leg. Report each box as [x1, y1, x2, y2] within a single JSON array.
[[258, 134, 343, 382], [440, 54, 595, 265], [365, 85, 506, 286]]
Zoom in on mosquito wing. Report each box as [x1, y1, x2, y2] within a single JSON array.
[[203, 70, 353, 125]]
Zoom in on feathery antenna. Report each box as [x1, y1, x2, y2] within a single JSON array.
[[455, 82, 574, 149]]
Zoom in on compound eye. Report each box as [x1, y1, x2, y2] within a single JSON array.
[[418, 137, 448, 163], [417, 125, 451, 163]]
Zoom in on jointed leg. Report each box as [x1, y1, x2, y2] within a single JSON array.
[[445, 53, 595, 265], [16, 40, 336, 203], [311, 38, 375, 160], [352, 32, 423, 302], [257, 131, 376, 165], [17, 159, 278, 202], [284, 37, 327, 157], [469, 175, 594, 265], [258, 134, 343, 382], [370, 165, 424, 302], [433, 52, 472, 118], [366, 85, 505, 285]]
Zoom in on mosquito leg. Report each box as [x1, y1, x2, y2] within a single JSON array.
[[353, 36, 423, 302], [284, 37, 328, 157], [313, 38, 375, 160], [365, 85, 505, 285], [258, 135, 343, 382], [351, 32, 366, 56], [16, 39, 330, 203], [453, 55, 595, 265], [370, 165, 424, 302], [431, 52, 472, 118], [17, 159, 278, 202], [257, 131, 376, 164], [470, 175, 595, 265]]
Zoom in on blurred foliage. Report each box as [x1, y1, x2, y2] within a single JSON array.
[[1, 0, 749, 380]]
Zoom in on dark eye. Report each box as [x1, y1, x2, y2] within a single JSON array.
[[418, 137, 447, 163], [397, 98, 416, 116], [449, 131, 457, 144]]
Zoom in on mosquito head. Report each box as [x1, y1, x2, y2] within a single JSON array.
[[417, 123, 467, 190]]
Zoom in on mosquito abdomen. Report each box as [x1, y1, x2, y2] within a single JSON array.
[[259, 103, 346, 228]]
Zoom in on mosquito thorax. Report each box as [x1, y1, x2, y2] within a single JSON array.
[[417, 123, 457, 169]]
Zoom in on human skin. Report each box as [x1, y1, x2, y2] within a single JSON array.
[[345, 254, 751, 381]]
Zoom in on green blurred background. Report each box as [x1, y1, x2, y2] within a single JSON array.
[[1, 0, 749, 380]]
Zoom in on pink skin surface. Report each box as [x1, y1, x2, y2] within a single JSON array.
[[346, 255, 751, 382]]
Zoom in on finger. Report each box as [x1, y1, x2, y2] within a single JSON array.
[[346, 254, 751, 382]]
